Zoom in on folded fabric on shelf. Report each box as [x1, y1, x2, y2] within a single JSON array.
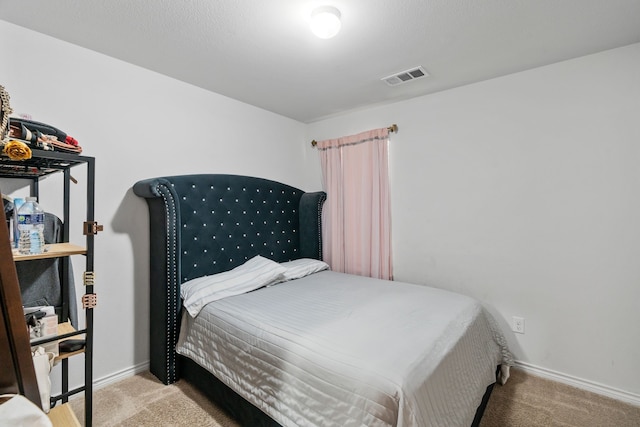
[[7, 119, 82, 154], [9, 118, 66, 143]]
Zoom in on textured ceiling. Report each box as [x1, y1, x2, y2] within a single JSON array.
[[1, 0, 640, 123]]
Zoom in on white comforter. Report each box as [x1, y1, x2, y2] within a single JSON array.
[[176, 271, 511, 427]]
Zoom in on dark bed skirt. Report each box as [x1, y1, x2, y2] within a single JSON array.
[[179, 356, 495, 427]]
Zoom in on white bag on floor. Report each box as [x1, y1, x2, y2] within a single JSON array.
[[0, 394, 52, 427], [31, 346, 55, 413]]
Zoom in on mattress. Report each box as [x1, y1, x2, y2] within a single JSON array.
[[176, 271, 511, 427]]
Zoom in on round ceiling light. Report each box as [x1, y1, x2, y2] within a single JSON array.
[[310, 6, 342, 39]]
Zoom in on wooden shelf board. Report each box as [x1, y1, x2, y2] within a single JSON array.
[[48, 403, 81, 427], [28, 322, 87, 364], [12, 243, 86, 261], [55, 322, 86, 363]]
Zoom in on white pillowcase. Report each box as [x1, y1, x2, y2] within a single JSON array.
[[279, 258, 330, 282], [181, 255, 286, 317]]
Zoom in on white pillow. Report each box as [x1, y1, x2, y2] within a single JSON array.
[[279, 258, 330, 282], [181, 255, 286, 317]]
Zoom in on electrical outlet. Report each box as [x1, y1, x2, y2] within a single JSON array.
[[512, 316, 525, 334]]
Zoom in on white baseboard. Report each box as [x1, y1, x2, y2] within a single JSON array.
[[78, 359, 640, 409], [64, 361, 150, 402], [514, 360, 640, 407], [93, 361, 150, 391]]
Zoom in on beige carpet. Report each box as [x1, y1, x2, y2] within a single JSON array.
[[479, 369, 640, 427], [70, 371, 239, 427], [70, 368, 640, 426]]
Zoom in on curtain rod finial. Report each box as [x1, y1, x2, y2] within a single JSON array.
[[311, 140, 318, 147]]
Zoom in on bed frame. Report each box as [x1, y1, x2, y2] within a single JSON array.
[[133, 173, 493, 426]]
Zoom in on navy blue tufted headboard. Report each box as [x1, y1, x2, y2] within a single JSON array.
[[133, 174, 326, 385]]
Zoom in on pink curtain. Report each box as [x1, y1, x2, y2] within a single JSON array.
[[317, 127, 393, 280]]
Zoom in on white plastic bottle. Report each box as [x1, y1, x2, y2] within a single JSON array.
[[17, 197, 45, 255]]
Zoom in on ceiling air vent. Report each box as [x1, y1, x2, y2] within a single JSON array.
[[381, 66, 429, 86]]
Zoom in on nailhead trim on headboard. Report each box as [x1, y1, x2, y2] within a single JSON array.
[[316, 193, 326, 259], [159, 183, 179, 384]]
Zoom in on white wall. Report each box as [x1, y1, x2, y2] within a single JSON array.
[[3, 18, 639, 404], [0, 20, 319, 389], [307, 43, 640, 401]]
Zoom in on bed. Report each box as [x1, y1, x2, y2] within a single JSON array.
[[133, 174, 512, 427]]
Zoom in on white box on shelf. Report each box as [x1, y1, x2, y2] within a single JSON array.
[[25, 306, 59, 356]]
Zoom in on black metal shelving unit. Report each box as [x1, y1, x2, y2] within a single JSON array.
[[0, 148, 97, 426]]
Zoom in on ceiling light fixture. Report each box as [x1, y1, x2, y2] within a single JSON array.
[[310, 6, 341, 39]]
